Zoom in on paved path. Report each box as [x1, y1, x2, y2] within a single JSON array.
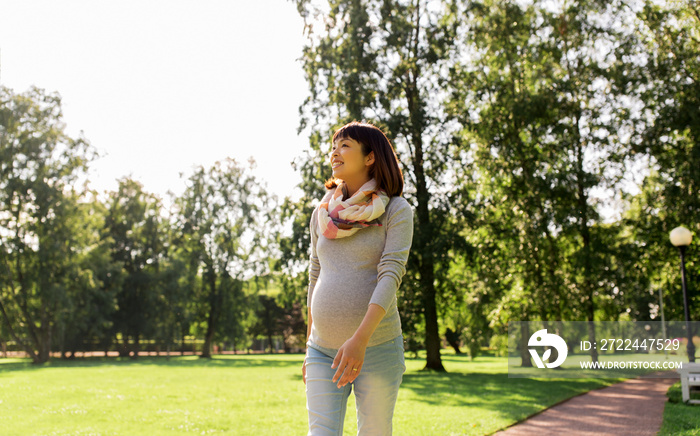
[[491, 371, 679, 436]]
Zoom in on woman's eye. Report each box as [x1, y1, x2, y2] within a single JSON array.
[[330, 143, 348, 153]]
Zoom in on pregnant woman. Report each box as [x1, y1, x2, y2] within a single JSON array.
[[302, 121, 414, 435]]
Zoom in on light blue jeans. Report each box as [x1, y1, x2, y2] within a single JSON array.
[[305, 334, 406, 435]]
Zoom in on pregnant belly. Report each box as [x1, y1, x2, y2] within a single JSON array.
[[310, 279, 374, 337]]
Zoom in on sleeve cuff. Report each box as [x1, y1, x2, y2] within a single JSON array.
[[369, 275, 397, 312]]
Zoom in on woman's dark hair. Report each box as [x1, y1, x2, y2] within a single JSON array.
[[324, 121, 404, 197]]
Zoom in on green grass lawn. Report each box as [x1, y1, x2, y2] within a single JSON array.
[[0, 350, 633, 435], [659, 381, 700, 436]]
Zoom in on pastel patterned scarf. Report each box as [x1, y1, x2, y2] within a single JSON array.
[[317, 178, 390, 239]]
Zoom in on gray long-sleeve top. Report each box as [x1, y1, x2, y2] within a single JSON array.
[[307, 190, 414, 350]]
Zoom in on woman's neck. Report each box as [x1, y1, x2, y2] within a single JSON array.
[[342, 176, 371, 200]]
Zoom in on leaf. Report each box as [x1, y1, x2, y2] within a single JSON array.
[[542, 349, 551, 362]]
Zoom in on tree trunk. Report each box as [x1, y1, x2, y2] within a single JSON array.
[[574, 128, 598, 363], [119, 334, 129, 357], [201, 266, 219, 359], [35, 308, 51, 364], [411, 123, 445, 372], [520, 320, 533, 367], [0, 298, 39, 362], [133, 333, 140, 359], [421, 264, 444, 371], [201, 314, 216, 358]]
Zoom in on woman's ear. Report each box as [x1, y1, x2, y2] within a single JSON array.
[[365, 151, 375, 166]]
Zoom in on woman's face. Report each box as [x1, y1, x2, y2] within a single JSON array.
[[328, 136, 373, 180]]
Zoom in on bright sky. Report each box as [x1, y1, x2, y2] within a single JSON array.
[[0, 0, 309, 208], [0, 0, 645, 227]]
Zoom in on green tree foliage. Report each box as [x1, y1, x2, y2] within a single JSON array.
[[249, 294, 286, 354], [444, 0, 658, 363], [0, 85, 98, 363], [103, 177, 167, 357], [171, 158, 275, 358], [615, 0, 699, 322], [56, 189, 120, 358]]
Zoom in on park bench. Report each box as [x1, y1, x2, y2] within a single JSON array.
[[676, 362, 700, 404]]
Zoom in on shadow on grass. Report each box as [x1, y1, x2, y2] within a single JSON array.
[[0, 354, 305, 372], [398, 370, 618, 407], [400, 353, 621, 408]]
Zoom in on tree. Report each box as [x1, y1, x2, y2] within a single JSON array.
[[0, 85, 97, 363], [446, 0, 647, 362], [616, 0, 699, 322], [213, 273, 250, 353], [249, 294, 285, 353], [280, 300, 308, 352], [172, 158, 274, 358], [104, 177, 166, 357], [56, 188, 119, 358]]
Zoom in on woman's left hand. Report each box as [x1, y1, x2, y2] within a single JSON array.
[[331, 335, 367, 388]]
